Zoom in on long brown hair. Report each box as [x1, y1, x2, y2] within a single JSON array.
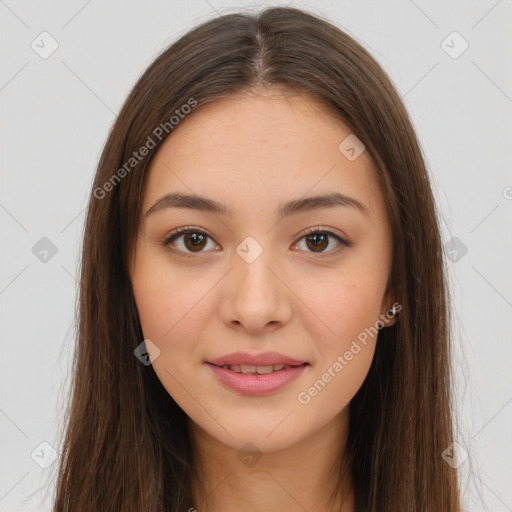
[[52, 6, 463, 511]]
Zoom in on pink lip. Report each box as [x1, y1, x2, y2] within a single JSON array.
[[205, 362, 309, 396], [206, 351, 307, 367]]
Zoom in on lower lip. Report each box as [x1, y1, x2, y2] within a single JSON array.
[[205, 363, 308, 396]]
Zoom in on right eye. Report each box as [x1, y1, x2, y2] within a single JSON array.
[[162, 227, 220, 256]]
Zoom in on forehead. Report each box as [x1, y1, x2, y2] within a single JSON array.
[[142, 89, 384, 221]]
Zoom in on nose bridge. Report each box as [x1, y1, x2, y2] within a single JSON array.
[[220, 234, 292, 330], [233, 234, 279, 299]]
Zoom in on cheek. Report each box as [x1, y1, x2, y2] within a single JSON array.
[[298, 268, 384, 347], [131, 257, 221, 407], [131, 277, 173, 341], [131, 257, 210, 342], [293, 269, 384, 403], [294, 283, 379, 414], [131, 263, 210, 404]]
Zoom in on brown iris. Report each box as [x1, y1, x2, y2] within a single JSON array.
[[305, 233, 329, 252], [183, 232, 208, 252]]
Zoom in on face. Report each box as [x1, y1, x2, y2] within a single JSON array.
[[129, 88, 396, 454]]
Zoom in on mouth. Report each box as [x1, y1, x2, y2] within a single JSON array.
[[207, 362, 309, 374], [204, 362, 310, 395]]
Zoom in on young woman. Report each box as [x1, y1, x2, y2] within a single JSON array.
[[52, 6, 463, 512]]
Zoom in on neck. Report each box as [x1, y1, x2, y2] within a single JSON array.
[[188, 408, 354, 512]]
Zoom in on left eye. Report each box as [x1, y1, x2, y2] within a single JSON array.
[[162, 227, 351, 256], [293, 228, 350, 255]]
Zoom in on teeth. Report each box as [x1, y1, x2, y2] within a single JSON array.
[[221, 364, 291, 374]]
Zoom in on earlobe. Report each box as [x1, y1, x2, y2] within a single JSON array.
[[377, 299, 401, 330], [384, 306, 398, 327]]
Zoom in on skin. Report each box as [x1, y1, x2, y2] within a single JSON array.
[[129, 87, 397, 512]]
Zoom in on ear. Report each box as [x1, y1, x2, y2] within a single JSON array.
[[379, 295, 401, 328]]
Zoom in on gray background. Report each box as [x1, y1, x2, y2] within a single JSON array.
[[1, 1, 511, 510]]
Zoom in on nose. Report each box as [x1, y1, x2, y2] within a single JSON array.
[[217, 246, 293, 335]]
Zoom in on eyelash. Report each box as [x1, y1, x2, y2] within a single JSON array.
[[162, 225, 352, 258]]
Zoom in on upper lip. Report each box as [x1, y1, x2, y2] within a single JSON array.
[[206, 351, 308, 367]]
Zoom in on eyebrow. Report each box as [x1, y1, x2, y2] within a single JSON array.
[[144, 191, 371, 219]]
